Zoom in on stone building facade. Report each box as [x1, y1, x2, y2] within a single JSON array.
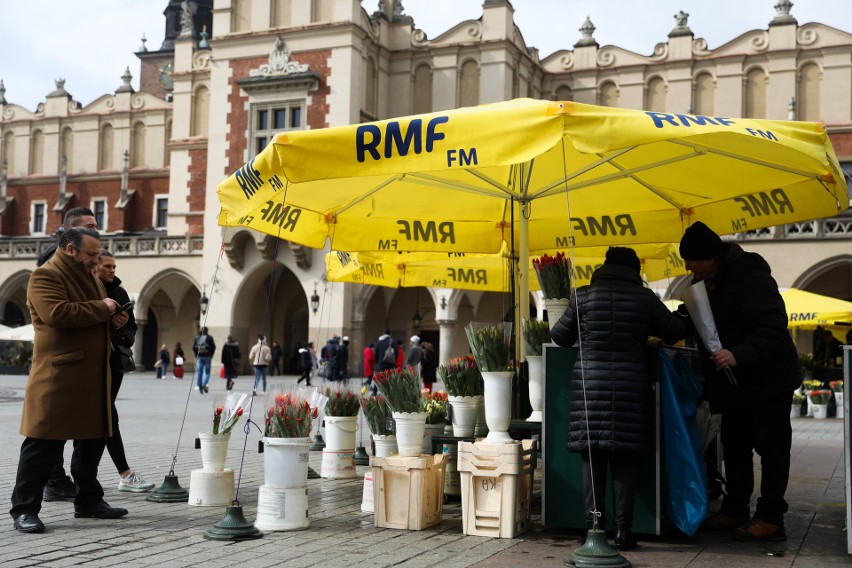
[[0, 0, 849, 372]]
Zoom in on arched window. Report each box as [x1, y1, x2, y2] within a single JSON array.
[[744, 68, 767, 118], [645, 77, 666, 112], [272, 0, 292, 27], [798, 62, 821, 122], [233, 0, 251, 32], [3, 131, 15, 175], [412, 64, 432, 114], [554, 85, 573, 101], [29, 130, 44, 175], [362, 56, 376, 118], [191, 86, 210, 138], [694, 73, 715, 116], [99, 124, 114, 171], [459, 60, 480, 108], [131, 122, 146, 168], [599, 81, 619, 107], [60, 127, 74, 172]]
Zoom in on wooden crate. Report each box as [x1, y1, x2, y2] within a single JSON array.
[[371, 453, 446, 530], [458, 439, 536, 538]]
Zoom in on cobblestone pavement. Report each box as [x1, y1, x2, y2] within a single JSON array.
[[0, 372, 847, 567]]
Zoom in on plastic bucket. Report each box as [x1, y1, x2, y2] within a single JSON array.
[[320, 449, 357, 478], [392, 411, 427, 457], [198, 431, 230, 472], [324, 416, 358, 451], [449, 395, 482, 437], [255, 485, 310, 531], [263, 437, 311, 488]]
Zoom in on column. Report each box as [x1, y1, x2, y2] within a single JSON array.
[[436, 320, 456, 367], [133, 319, 146, 371]]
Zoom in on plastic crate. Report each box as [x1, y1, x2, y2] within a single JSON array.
[[370, 453, 446, 530], [458, 439, 536, 538]]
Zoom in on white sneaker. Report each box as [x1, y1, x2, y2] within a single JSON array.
[[118, 471, 155, 493]]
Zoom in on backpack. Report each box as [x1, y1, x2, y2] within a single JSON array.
[[381, 344, 396, 366], [195, 334, 210, 355]]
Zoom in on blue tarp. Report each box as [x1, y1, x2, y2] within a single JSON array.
[[659, 350, 708, 536]]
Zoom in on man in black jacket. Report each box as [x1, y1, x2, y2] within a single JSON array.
[[551, 247, 687, 550], [679, 222, 800, 542]]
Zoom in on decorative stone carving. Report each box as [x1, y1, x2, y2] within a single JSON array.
[[596, 48, 616, 67], [575, 16, 597, 47], [797, 27, 818, 46], [288, 242, 312, 270], [557, 52, 574, 71], [180, 0, 196, 38], [771, 0, 797, 25], [411, 29, 429, 47], [115, 67, 134, 94], [669, 11, 692, 37], [193, 51, 212, 71], [750, 32, 770, 52], [250, 37, 309, 78]]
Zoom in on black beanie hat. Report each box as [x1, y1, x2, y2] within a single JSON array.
[[679, 221, 723, 260], [604, 246, 641, 273]]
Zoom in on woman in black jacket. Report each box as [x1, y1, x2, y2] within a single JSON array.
[[551, 247, 687, 550]]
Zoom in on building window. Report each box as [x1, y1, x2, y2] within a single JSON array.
[[252, 102, 304, 156], [92, 199, 107, 231], [31, 202, 46, 235], [155, 197, 168, 229]]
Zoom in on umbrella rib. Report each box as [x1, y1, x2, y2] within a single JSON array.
[[334, 175, 399, 216], [669, 139, 821, 179], [527, 149, 633, 200]]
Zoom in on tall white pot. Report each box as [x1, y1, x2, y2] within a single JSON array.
[[198, 431, 230, 472], [392, 411, 427, 457], [544, 298, 570, 331], [448, 395, 482, 437], [526, 355, 543, 422], [481, 371, 514, 443], [263, 437, 311, 488]]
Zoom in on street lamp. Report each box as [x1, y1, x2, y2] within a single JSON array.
[[199, 291, 209, 316], [412, 307, 422, 331], [310, 286, 320, 315]]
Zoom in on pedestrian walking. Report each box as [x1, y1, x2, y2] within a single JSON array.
[[193, 327, 216, 393], [221, 336, 241, 391], [156, 344, 170, 379], [249, 335, 272, 395]]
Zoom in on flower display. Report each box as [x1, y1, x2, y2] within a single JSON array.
[[265, 391, 320, 438], [809, 389, 832, 405], [465, 321, 513, 372], [421, 390, 448, 424], [532, 252, 571, 299], [523, 318, 552, 356], [791, 392, 806, 405], [798, 353, 815, 373], [802, 378, 823, 391], [374, 366, 422, 413], [212, 392, 248, 435], [324, 386, 360, 417], [359, 395, 394, 436], [829, 380, 844, 393], [438, 356, 483, 397]]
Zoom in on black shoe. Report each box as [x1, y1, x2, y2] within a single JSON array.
[[74, 502, 129, 519], [614, 525, 638, 551], [13, 513, 45, 533], [204, 385, 209, 393], [43, 476, 78, 502]]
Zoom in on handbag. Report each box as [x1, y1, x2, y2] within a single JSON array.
[[111, 345, 136, 374], [175, 356, 184, 366]]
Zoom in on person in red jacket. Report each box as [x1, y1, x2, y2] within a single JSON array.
[[363, 342, 376, 383], [395, 338, 405, 369]]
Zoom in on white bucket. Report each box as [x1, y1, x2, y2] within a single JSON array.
[[835, 392, 844, 419], [373, 434, 397, 458], [324, 416, 358, 452], [544, 298, 570, 331], [392, 411, 427, 457], [449, 395, 482, 437], [263, 437, 311, 488], [188, 468, 234, 507], [361, 472, 374, 513], [254, 485, 310, 531], [422, 423, 446, 454], [813, 403, 828, 419], [320, 449, 357, 478], [198, 431, 230, 472], [526, 355, 543, 422], [481, 371, 514, 443]]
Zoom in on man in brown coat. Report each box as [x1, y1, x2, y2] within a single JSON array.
[[10, 227, 130, 533]]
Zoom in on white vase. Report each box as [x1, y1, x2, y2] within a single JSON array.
[[475, 401, 488, 437], [790, 404, 801, 419], [262, 437, 311, 488], [392, 411, 427, 457], [198, 431, 230, 472], [481, 371, 514, 443], [422, 423, 446, 454], [324, 415, 358, 451], [544, 298, 570, 331], [812, 403, 828, 419], [372, 434, 397, 458], [448, 395, 482, 437], [526, 355, 543, 422], [834, 392, 844, 419]]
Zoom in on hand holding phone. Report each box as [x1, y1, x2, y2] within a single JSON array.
[[114, 301, 135, 315]]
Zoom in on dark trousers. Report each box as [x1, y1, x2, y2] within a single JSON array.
[[106, 372, 129, 475], [719, 392, 792, 525], [11, 437, 106, 517], [581, 449, 638, 529], [270, 360, 281, 376]]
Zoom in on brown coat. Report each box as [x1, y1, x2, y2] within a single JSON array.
[[21, 249, 114, 439]]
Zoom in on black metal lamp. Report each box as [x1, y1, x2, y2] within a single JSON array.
[[310, 287, 320, 314], [199, 292, 209, 316], [412, 307, 422, 331]]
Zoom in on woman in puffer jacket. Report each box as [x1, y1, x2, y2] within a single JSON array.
[[550, 247, 687, 551]]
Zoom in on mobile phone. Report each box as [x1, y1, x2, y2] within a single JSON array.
[[114, 301, 134, 315]]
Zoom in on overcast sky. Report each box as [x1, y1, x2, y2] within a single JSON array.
[[0, 0, 849, 111]]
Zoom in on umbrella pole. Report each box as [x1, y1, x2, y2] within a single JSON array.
[[519, 201, 530, 360]]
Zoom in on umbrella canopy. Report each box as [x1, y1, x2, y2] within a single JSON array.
[[218, 98, 847, 254], [0, 324, 34, 342], [781, 289, 852, 330], [326, 243, 686, 292]]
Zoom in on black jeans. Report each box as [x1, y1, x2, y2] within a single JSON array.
[[11, 437, 106, 517], [719, 391, 792, 525], [105, 372, 129, 475], [581, 449, 638, 529]]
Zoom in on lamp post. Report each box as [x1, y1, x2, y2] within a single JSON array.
[[412, 308, 422, 332], [310, 286, 320, 315], [199, 291, 209, 317]]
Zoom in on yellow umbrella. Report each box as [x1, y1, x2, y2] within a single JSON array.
[[326, 243, 687, 292], [781, 289, 852, 330]]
